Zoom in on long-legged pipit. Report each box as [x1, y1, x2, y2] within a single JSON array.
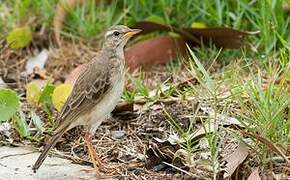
[[33, 25, 141, 173]]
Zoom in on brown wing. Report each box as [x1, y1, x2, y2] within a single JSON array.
[[55, 57, 112, 131]]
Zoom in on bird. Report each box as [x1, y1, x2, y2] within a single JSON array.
[[32, 25, 141, 173]]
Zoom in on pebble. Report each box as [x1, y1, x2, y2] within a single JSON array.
[[111, 130, 126, 139]]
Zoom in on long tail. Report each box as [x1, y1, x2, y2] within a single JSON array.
[[32, 128, 66, 172]]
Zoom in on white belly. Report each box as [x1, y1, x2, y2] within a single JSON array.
[[87, 76, 124, 133]]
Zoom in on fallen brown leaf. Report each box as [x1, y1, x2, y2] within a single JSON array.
[[133, 21, 252, 49], [145, 140, 183, 171], [125, 36, 186, 70], [222, 143, 249, 178], [247, 168, 261, 180], [183, 27, 249, 48]]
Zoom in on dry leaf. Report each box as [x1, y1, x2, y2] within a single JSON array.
[[247, 168, 261, 180], [133, 21, 251, 49], [145, 140, 181, 170], [201, 107, 243, 127], [183, 27, 249, 48], [222, 143, 249, 178], [125, 36, 186, 70]]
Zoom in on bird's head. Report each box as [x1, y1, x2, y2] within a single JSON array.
[[103, 25, 141, 50]]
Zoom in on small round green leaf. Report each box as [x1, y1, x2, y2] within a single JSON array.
[[0, 88, 20, 122], [6, 26, 32, 49]]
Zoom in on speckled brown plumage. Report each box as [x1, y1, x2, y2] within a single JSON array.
[[33, 25, 141, 172]]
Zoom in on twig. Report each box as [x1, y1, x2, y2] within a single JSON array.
[[162, 161, 192, 176]]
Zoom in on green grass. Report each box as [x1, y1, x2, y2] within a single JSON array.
[[162, 48, 289, 178], [0, 0, 57, 32], [1, 0, 289, 53], [235, 51, 290, 144]]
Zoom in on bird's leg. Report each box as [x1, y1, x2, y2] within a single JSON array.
[[84, 132, 102, 174]]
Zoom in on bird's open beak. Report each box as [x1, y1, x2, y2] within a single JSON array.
[[124, 29, 142, 37]]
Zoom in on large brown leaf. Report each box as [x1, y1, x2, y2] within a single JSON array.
[[133, 21, 251, 49], [125, 36, 186, 69], [183, 27, 249, 48]]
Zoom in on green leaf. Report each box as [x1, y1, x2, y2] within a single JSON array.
[[6, 26, 32, 49], [39, 82, 55, 106], [31, 111, 44, 134], [0, 88, 20, 122], [13, 111, 30, 137], [26, 82, 41, 106]]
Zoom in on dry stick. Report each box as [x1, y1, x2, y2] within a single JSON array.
[[242, 131, 290, 164], [54, 148, 91, 164], [162, 161, 195, 177]]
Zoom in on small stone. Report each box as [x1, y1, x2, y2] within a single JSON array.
[[111, 130, 126, 139]]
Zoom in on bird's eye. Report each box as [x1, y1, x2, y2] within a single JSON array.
[[113, 31, 120, 36]]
